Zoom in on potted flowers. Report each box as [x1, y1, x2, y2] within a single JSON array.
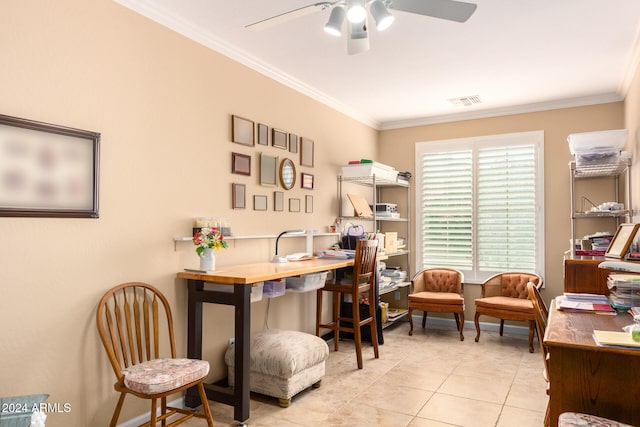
[[193, 227, 228, 271]]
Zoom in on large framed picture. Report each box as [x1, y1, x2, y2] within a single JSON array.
[[606, 223, 640, 258], [0, 114, 100, 218]]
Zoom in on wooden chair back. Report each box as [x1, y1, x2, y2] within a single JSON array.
[[527, 281, 549, 374], [352, 239, 378, 291], [96, 282, 176, 382]]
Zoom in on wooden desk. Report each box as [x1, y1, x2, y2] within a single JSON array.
[[177, 258, 354, 424], [544, 300, 640, 426]]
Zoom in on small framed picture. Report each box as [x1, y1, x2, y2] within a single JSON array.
[[232, 183, 246, 209], [289, 198, 300, 212], [231, 115, 254, 146], [305, 195, 313, 213], [289, 134, 298, 153], [274, 191, 284, 211], [606, 223, 640, 258], [300, 137, 314, 167], [260, 153, 278, 186], [272, 128, 287, 150], [231, 152, 251, 176], [254, 195, 268, 211], [257, 123, 269, 146], [301, 173, 314, 190]]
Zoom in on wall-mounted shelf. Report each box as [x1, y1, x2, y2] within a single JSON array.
[[173, 232, 339, 250]]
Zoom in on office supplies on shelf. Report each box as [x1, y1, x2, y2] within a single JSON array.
[[347, 193, 374, 217]]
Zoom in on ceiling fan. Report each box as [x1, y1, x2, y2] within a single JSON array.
[[246, 0, 478, 55]]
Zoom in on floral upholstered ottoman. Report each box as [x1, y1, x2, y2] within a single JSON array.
[[224, 329, 329, 407]]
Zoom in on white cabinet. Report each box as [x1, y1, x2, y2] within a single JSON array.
[[569, 158, 632, 256]]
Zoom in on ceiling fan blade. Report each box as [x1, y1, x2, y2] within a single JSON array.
[[348, 20, 370, 55], [246, 2, 335, 31], [388, 0, 477, 23]]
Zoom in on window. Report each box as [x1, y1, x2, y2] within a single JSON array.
[[415, 131, 544, 283]]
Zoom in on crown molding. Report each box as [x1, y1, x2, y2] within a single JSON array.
[[378, 93, 624, 130]]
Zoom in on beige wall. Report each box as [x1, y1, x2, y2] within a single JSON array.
[[0, 1, 377, 425], [379, 103, 625, 310]]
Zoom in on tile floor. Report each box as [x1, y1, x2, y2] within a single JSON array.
[[184, 320, 548, 427]]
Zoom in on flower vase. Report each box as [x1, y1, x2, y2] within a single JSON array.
[[199, 248, 216, 271]]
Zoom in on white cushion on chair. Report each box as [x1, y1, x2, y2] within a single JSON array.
[[559, 412, 633, 427], [123, 358, 209, 394]]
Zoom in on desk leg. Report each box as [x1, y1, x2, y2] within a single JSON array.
[[185, 280, 204, 408], [234, 284, 251, 422]]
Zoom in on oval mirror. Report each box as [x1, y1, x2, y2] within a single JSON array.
[[279, 158, 296, 190]]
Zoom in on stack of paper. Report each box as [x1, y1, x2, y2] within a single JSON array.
[[593, 330, 640, 348], [607, 273, 640, 309], [556, 293, 616, 315]]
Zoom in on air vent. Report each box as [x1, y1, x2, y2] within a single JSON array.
[[448, 95, 482, 107]]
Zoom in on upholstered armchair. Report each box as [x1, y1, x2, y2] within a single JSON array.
[[474, 272, 543, 353], [408, 268, 465, 340]]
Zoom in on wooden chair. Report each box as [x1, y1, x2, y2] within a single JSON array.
[[96, 282, 214, 427], [473, 272, 543, 353], [316, 239, 379, 369], [527, 281, 550, 426], [408, 268, 465, 340]]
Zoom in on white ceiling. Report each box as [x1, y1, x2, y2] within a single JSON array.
[[116, 0, 640, 130]]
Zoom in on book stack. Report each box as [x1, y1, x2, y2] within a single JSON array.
[[607, 273, 640, 309], [556, 292, 616, 315]]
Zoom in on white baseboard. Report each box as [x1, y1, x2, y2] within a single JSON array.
[[415, 315, 530, 336], [117, 397, 184, 427]]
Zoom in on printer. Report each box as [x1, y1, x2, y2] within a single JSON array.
[[369, 203, 398, 217]]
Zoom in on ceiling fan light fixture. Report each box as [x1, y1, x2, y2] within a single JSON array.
[[323, 5, 345, 36], [346, 0, 367, 24], [370, 0, 394, 31], [348, 20, 369, 55]]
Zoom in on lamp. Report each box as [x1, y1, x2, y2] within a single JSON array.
[[346, 0, 367, 24], [324, 5, 345, 36], [370, 0, 394, 30], [272, 229, 306, 263]]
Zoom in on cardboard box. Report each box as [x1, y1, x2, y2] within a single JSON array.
[[385, 232, 398, 254]]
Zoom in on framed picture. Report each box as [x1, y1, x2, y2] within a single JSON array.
[[232, 115, 254, 146], [300, 137, 314, 167], [289, 198, 300, 212], [606, 223, 640, 258], [257, 123, 269, 146], [260, 153, 278, 186], [232, 183, 245, 209], [272, 128, 287, 150], [305, 195, 313, 213], [301, 172, 314, 190], [274, 191, 284, 211], [279, 158, 296, 190], [0, 114, 100, 218], [231, 152, 251, 176], [254, 195, 268, 211], [289, 134, 298, 153]]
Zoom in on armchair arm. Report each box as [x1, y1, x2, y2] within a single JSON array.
[[481, 274, 503, 298], [411, 271, 427, 293]]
